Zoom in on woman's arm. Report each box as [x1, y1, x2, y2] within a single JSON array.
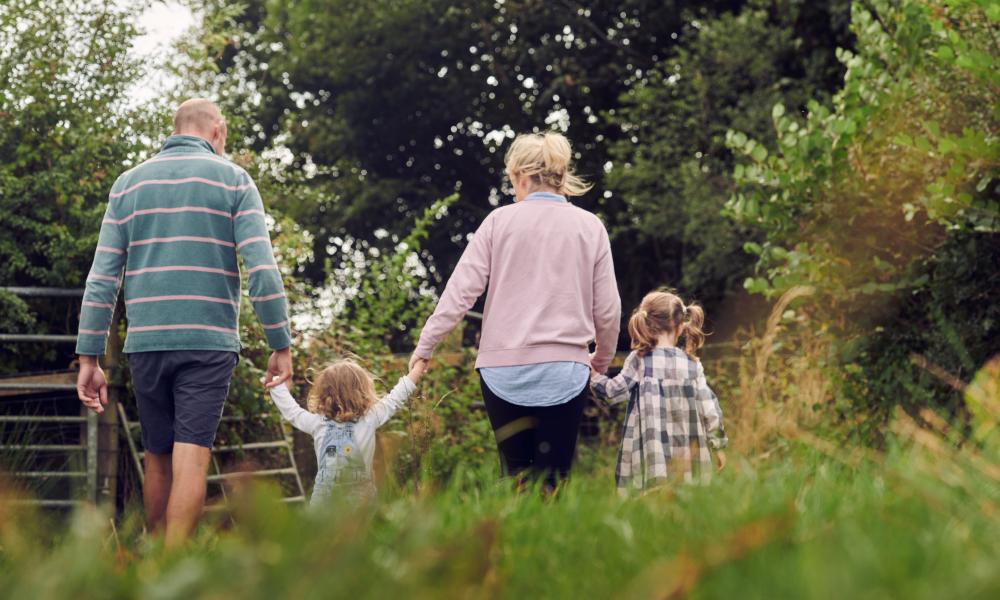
[[590, 352, 641, 405], [412, 213, 495, 361], [365, 376, 417, 428], [269, 383, 325, 437], [590, 225, 621, 374]]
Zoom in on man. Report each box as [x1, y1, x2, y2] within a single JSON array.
[[75, 99, 292, 546]]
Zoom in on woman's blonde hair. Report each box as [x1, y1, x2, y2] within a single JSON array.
[[504, 132, 593, 197], [307, 359, 379, 422], [628, 289, 707, 357]]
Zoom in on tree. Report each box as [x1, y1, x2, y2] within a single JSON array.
[[726, 0, 1000, 431], [181, 0, 750, 290], [605, 1, 851, 315], [0, 0, 159, 372]]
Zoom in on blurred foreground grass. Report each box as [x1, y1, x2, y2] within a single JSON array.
[[2, 412, 998, 600]]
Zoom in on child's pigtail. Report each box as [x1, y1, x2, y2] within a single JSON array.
[[627, 307, 658, 356], [681, 303, 706, 356]]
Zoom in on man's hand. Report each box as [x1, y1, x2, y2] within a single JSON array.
[[77, 355, 108, 414], [714, 449, 727, 473], [265, 347, 293, 389]]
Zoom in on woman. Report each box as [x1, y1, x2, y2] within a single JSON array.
[[409, 132, 621, 488]]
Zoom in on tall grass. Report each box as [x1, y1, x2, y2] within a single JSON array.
[[2, 434, 998, 599], [1, 292, 997, 599]]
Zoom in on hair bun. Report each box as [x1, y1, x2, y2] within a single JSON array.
[[504, 132, 592, 197]]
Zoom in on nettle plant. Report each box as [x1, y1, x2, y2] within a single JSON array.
[[726, 0, 998, 303]]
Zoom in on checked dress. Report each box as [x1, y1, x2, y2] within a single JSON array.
[[591, 347, 728, 491]]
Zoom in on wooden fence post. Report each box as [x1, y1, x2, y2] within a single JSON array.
[[98, 305, 122, 512]]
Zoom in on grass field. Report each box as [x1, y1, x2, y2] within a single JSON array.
[[2, 412, 998, 600]]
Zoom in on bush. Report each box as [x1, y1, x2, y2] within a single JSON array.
[[727, 0, 999, 432]]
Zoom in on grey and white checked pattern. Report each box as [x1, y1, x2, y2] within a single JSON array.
[[591, 347, 728, 491]]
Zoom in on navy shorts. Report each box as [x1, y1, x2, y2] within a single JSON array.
[[128, 350, 239, 454]]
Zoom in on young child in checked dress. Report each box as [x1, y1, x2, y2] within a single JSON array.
[[268, 358, 426, 506], [591, 290, 728, 492]]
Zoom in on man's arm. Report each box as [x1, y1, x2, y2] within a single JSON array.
[[590, 225, 621, 374], [76, 197, 128, 413], [233, 172, 293, 387]]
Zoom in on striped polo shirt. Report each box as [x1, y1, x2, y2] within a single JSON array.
[[76, 135, 291, 355]]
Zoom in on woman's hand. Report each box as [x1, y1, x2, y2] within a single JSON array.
[[714, 450, 727, 473], [408, 357, 428, 385]]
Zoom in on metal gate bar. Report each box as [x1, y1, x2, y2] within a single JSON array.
[[117, 408, 306, 506], [0, 287, 99, 507]]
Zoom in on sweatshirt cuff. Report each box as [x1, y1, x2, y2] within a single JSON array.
[[75, 339, 107, 356], [264, 325, 291, 350], [413, 340, 433, 360]]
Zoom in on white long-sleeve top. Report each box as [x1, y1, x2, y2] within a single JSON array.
[[268, 377, 416, 487]]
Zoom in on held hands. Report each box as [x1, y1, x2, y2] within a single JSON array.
[[76, 355, 108, 414], [408, 356, 429, 385], [588, 352, 600, 381], [265, 348, 293, 389]]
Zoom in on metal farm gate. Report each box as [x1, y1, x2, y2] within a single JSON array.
[[0, 286, 304, 511]]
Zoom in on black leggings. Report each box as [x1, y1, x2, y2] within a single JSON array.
[[480, 375, 588, 488]]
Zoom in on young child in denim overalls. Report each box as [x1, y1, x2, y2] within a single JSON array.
[[269, 358, 425, 506]]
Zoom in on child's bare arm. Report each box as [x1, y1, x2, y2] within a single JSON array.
[[269, 383, 325, 436], [590, 352, 640, 405]]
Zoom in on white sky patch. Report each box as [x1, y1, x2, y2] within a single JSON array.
[[127, 1, 195, 107]]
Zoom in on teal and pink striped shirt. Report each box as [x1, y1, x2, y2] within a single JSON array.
[[76, 135, 291, 355]]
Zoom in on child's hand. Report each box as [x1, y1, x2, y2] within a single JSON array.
[[714, 450, 727, 473], [408, 358, 428, 385]]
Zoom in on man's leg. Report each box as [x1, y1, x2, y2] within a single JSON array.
[[143, 451, 173, 534], [128, 352, 176, 535], [164, 442, 211, 547], [164, 351, 237, 546]]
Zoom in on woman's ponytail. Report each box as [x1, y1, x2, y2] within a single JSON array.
[[505, 132, 592, 197]]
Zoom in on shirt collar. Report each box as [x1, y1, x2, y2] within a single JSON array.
[[524, 191, 567, 203], [160, 134, 217, 155]]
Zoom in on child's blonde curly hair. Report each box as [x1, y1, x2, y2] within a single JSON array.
[[307, 359, 379, 422]]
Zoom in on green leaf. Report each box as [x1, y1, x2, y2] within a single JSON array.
[[894, 133, 913, 146], [751, 145, 768, 162], [772, 103, 786, 120], [936, 45, 955, 61]]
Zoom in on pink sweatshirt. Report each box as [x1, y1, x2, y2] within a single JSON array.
[[414, 198, 622, 373]]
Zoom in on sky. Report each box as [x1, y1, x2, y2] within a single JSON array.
[[129, 1, 195, 105]]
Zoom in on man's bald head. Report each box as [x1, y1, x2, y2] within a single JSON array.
[[173, 98, 227, 155]]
